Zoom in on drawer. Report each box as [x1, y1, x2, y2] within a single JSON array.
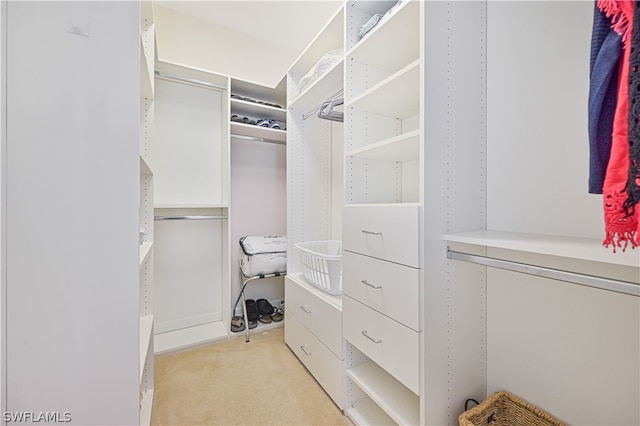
[[285, 314, 344, 409], [285, 277, 311, 327], [285, 276, 343, 358], [343, 295, 419, 394], [343, 251, 420, 331], [311, 331, 344, 409], [285, 313, 313, 370], [343, 204, 420, 267]]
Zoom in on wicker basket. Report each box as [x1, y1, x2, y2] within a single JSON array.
[[459, 391, 565, 426]]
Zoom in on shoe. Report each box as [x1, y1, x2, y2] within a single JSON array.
[[257, 298, 275, 324], [256, 119, 271, 128], [245, 299, 260, 322], [268, 119, 281, 129], [272, 303, 284, 322], [230, 315, 245, 332]]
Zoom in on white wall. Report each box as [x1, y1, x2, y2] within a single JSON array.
[[4, 2, 140, 424], [230, 138, 286, 311], [154, 5, 298, 88], [486, 2, 640, 424], [487, 1, 601, 238]]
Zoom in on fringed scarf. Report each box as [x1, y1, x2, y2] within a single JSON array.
[[589, 4, 621, 194], [599, 0, 639, 251], [624, 1, 640, 238]]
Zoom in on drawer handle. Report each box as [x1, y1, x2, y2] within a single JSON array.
[[361, 230, 382, 236], [361, 330, 382, 344], [299, 305, 312, 314], [300, 345, 312, 356], [361, 279, 382, 289]]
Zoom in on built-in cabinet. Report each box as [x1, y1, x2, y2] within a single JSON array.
[[285, 3, 346, 410], [342, 1, 423, 423], [228, 77, 288, 334], [139, 2, 155, 423], [152, 62, 231, 353], [284, 276, 344, 408], [152, 60, 288, 351], [287, 1, 639, 425], [230, 78, 287, 145]]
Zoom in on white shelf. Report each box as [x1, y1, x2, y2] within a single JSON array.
[[289, 5, 344, 82], [289, 59, 344, 111], [231, 78, 287, 108], [345, 397, 395, 426], [346, 129, 420, 162], [154, 320, 228, 355], [154, 204, 229, 209], [347, 0, 420, 74], [230, 122, 286, 145], [346, 361, 420, 425], [139, 315, 154, 385], [443, 230, 640, 268], [345, 202, 421, 208], [230, 98, 286, 122], [139, 388, 154, 426], [140, 154, 152, 176], [347, 59, 420, 119], [139, 242, 153, 267]]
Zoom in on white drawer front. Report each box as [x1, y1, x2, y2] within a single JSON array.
[[343, 204, 420, 267], [343, 296, 420, 394], [285, 277, 312, 327], [343, 251, 420, 331], [286, 277, 343, 359], [312, 335, 344, 409], [308, 293, 343, 359], [285, 313, 313, 369], [285, 314, 344, 409]]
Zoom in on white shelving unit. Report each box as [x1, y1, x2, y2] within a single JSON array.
[[152, 62, 231, 353], [285, 2, 345, 409], [342, 1, 423, 423], [423, 2, 639, 424], [346, 361, 420, 425], [139, 1, 155, 424], [228, 77, 287, 340], [230, 78, 287, 145]]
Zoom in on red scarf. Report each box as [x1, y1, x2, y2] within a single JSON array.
[[599, 0, 638, 251]]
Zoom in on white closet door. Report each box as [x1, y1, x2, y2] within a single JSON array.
[[154, 78, 224, 207]]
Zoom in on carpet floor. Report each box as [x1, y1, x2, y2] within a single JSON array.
[[151, 326, 352, 426]]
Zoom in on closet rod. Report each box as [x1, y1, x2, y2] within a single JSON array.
[[155, 71, 226, 91], [446, 248, 640, 297], [154, 215, 228, 221], [230, 134, 286, 145], [302, 89, 344, 120]]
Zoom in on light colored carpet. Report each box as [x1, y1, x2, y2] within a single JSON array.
[[151, 326, 352, 426]]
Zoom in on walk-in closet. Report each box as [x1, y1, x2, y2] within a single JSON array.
[[1, 1, 638, 425]]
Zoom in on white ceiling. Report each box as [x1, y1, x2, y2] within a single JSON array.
[[156, 1, 343, 54]]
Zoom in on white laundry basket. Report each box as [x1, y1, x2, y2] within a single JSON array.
[[295, 240, 342, 295]]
